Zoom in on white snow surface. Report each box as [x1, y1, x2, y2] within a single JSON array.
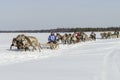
[[0, 33, 120, 80]]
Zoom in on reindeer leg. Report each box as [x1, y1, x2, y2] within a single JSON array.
[[10, 44, 13, 50], [38, 43, 41, 52]]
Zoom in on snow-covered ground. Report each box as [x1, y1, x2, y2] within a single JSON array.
[[0, 33, 120, 80]]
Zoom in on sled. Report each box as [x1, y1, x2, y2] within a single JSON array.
[[40, 42, 59, 49]]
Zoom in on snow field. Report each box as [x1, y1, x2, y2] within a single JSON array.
[[0, 33, 120, 80]]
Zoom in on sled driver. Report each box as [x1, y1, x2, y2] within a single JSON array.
[[48, 32, 56, 44], [73, 31, 80, 42]]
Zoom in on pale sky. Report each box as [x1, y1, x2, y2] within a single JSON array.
[[0, 0, 120, 30]]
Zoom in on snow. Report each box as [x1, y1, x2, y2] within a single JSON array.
[[0, 33, 120, 80]]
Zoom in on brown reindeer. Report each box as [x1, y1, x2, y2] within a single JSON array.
[[17, 34, 41, 52], [10, 34, 41, 52], [10, 37, 24, 50]]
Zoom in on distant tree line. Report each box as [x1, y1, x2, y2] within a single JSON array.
[[0, 27, 120, 33]]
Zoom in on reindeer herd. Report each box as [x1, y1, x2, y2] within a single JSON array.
[[56, 32, 96, 44], [100, 31, 119, 39], [10, 31, 119, 52]]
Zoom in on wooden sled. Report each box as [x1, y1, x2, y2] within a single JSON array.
[[40, 42, 59, 49]]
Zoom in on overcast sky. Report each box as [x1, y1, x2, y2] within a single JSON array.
[[0, 0, 120, 30]]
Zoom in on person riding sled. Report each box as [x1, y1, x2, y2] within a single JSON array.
[[48, 32, 57, 44], [73, 31, 80, 43]]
